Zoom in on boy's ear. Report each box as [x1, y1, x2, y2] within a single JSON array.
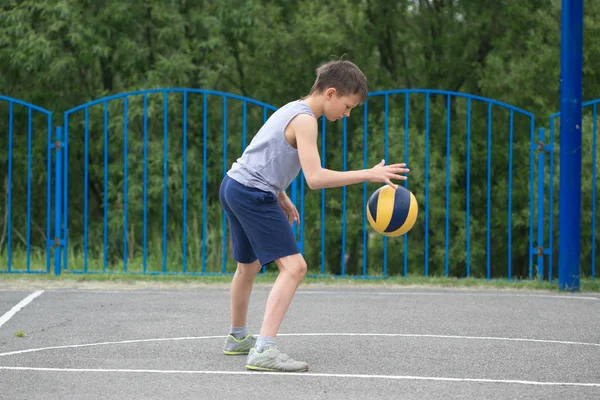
[[325, 87, 337, 99]]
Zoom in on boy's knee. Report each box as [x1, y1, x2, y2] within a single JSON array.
[[237, 260, 262, 275], [289, 257, 307, 279], [275, 254, 307, 280]]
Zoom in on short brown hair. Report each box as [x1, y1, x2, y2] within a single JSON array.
[[309, 60, 368, 103]]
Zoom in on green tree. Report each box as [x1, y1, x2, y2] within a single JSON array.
[[0, 0, 598, 278]]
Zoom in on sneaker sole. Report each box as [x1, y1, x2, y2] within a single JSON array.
[[223, 350, 250, 355], [245, 364, 309, 372]]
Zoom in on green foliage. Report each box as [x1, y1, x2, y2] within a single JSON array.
[[0, 0, 598, 279]]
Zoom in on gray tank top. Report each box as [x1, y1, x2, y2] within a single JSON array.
[[227, 100, 315, 195]]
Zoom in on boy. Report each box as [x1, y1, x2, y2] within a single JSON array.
[[219, 60, 409, 372]]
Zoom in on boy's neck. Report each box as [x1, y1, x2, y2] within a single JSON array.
[[300, 94, 325, 119]]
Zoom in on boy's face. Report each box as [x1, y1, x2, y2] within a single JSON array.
[[323, 88, 362, 121]]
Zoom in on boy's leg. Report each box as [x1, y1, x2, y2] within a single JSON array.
[[230, 260, 262, 329], [219, 175, 260, 355], [245, 253, 309, 372], [223, 260, 262, 355], [259, 253, 307, 337]]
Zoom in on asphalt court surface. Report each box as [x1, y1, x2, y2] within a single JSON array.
[[0, 282, 599, 399]]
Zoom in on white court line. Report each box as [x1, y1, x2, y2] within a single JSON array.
[[0, 290, 44, 328], [1, 366, 599, 388], [0, 336, 225, 357], [281, 333, 600, 347], [1, 332, 598, 358]]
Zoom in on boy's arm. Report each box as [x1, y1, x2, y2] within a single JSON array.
[[277, 190, 290, 201], [294, 114, 409, 190]]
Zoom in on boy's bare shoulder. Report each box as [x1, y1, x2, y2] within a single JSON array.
[[286, 112, 318, 147], [290, 112, 318, 131]]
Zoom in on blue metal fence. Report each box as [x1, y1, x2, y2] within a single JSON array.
[[61, 89, 278, 276], [0, 96, 53, 274], [0, 88, 598, 281], [294, 89, 536, 279]]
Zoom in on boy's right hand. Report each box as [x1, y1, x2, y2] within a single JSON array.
[[368, 159, 410, 189]]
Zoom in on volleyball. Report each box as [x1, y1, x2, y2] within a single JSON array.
[[366, 185, 418, 237]]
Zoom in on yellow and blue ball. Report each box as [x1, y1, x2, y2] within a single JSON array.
[[366, 185, 418, 237]]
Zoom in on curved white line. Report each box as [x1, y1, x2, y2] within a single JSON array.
[[0, 336, 224, 357], [281, 333, 600, 347], [0, 333, 598, 358], [0, 366, 598, 388]]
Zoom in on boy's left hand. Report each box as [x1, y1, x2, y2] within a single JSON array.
[[277, 193, 300, 226]]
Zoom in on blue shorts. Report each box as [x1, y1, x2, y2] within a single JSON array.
[[219, 174, 300, 266]]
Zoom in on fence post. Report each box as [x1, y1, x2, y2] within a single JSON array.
[[536, 128, 546, 280], [53, 127, 64, 276], [558, 0, 583, 291]]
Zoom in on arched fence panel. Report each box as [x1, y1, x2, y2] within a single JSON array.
[[62, 89, 277, 276], [0, 96, 53, 274], [294, 89, 536, 279]]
